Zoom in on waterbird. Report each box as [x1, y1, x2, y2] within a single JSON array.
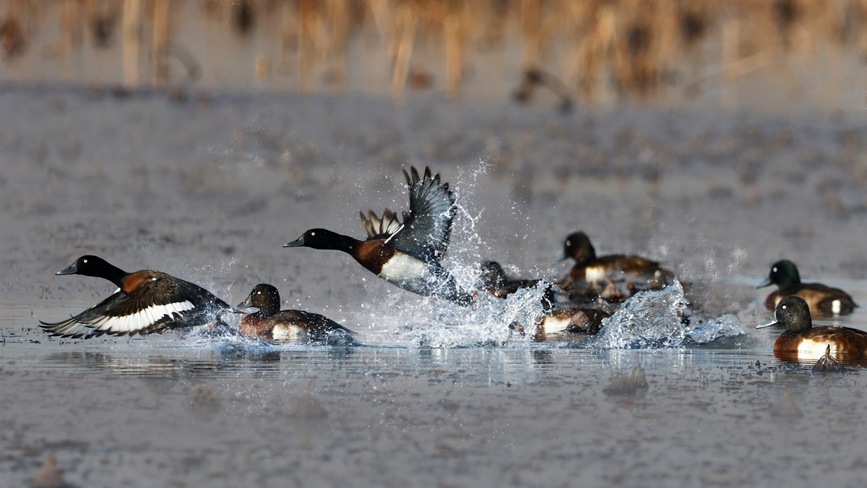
[[758, 259, 856, 316], [284, 167, 473, 306], [479, 260, 555, 310], [40, 255, 231, 338], [559, 231, 675, 302], [757, 296, 867, 362], [235, 283, 353, 344]]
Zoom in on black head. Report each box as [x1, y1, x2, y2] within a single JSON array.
[[284, 228, 357, 252], [237, 283, 281, 315], [758, 296, 812, 333], [562, 231, 596, 263], [480, 261, 507, 288], [757, 259, 801, 289], [56, 255, 123, 277]]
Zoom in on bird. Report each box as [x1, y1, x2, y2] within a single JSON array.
[[478, 260, 555, 310], [284, 167, 473, 306], [559, 231, 675, 302], [40, 255, 230, 339], [235, 283, 353, 344], [758, 259, 856, 316], [757, 296, 867, 363]]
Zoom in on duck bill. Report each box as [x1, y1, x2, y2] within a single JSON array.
[[283, 237, 304, 248], [755, 320, 779, 330], [756, 277, 772, 289], [55, 262, 78, 276], [233, 294, 255, 312]]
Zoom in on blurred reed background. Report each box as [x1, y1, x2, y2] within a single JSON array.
[[0, 0, 865, 111]]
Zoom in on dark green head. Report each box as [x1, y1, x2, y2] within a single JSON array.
[[757, 296, 812, 333], [284, 229, 359, 252], [757, 259, 801, 289], [237, 283, 281, 316], [55, 255, 127, 287], [562, 231, 596, 264]]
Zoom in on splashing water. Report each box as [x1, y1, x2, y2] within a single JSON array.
[[591, 280, 744, 349], [393, 282, 552, 348]]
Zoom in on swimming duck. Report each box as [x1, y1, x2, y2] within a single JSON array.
[[509, 307, 610, 341], [536, 306, 610, 339], [235, 283, 353, 344], [757, 296, 867, 362], [285, 167, 473, 306], [479, 260, 555, 310], [758, 259, 856, 316], [559, 231, 675, 301], [40, 255, 230, 338]]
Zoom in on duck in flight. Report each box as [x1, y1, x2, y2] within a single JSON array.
[[40, 255, 231, 339], [284, 167, 473, 306]]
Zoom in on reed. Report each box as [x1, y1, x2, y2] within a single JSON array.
[[1, 0, 865, 106]]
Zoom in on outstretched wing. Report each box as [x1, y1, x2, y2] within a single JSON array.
[[40, 276, 227, 339], [387, 167, 456, 262], [359, 209, 403, 240]]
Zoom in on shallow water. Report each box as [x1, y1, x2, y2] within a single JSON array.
[[3, 87, 867, 486]]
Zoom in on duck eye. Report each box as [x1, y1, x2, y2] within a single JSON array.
[[772, 267, 777, 273]]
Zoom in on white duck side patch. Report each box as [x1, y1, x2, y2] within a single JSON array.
[[797, 339, 837, 359], [379, 254, 430, 285], [832, 300, 842, 315], [272, 324, 305, 342], [585, 266, 608, 283], [92, 300, 196, 333], [540, 316, 571, 335]]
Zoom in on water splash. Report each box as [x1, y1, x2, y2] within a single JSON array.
[[393, 282, 551, 348], [591, 280, 744, 349]]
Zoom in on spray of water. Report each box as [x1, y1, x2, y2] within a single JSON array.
[[591, 280, 744, 349]]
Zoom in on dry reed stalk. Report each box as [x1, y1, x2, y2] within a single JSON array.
[[297, 0, 315, 92], [55, 0, 83, 61], [325, 0, 350, 91], [391, 3, 417, 99], [122, 0, 142, 88], [153, 0, 169, 87], [520, 0, 541, 69], [721, 17, 739, 111], [443, 11, 462, 98]]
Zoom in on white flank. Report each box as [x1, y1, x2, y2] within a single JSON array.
[[379, 254, 430, 285], [273, 324, 305, 342], [832, 300, 842, 315], [585, 266, 607, 283], [94, 300, 195, 333], [541, 316, 571, 335], [797, 339, 837, 359]]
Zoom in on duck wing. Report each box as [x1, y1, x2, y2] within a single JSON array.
[[40, 276, 228, 338], [388, 167, 456, 262], [359, 208, 403, 240]]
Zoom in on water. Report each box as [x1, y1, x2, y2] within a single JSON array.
[[2, 87, 867, 487]]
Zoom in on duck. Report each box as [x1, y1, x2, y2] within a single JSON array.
[[479, 260, 555, 310], [235, 283, 353, 344], [559, 231, 675, 302], [536, 306, 611, 339], [509, 307, 610, 341], [284, 167, 473, 306], [40, 255, 230, 338], [757, 296, 867, 363], [758, 259, 856, 316]]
